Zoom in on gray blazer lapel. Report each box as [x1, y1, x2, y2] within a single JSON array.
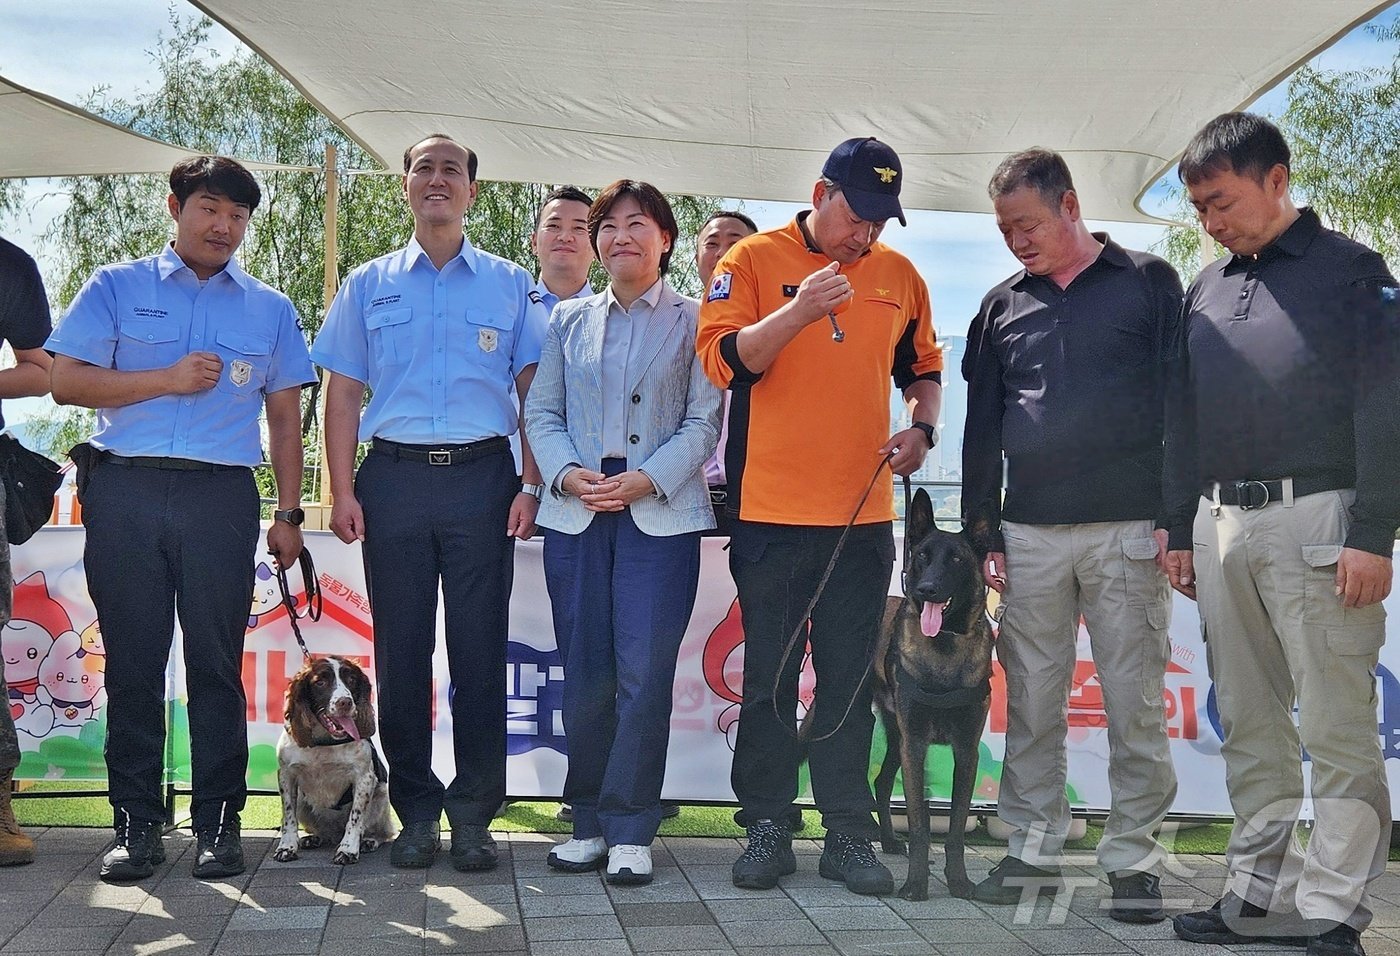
[[627, 287, 685, 393], [582, 297, 608, 389]]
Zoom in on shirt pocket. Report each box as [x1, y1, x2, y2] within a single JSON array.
[[465, 308, 515, 369], [366, 307, 413, 367], [115, 318, 181, 371], [213, 330, 272, 397]]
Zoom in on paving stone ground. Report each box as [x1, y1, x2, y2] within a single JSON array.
[[6, 828, 1400, 955]]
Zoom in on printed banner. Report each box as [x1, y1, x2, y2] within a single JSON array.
[[11, 527, 1400, 819]]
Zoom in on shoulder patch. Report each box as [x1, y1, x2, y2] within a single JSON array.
[[707, 272, 733, 302], [528, 290, 543, 305]]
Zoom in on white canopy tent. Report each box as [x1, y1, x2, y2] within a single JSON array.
[[191, 0, 1392, 223], [0, 74, 315, 178]]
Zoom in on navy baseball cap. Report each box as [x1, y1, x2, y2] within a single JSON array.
[[821, 137, 906, 226]]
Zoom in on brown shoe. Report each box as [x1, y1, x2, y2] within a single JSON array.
[[0, 768, 35, 866]]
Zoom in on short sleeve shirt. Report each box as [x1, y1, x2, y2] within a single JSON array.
[[312, 237, 548, 444], [45, 244, 315, 466], [696, 216, 942, 525], [0, 238, 54, 431]]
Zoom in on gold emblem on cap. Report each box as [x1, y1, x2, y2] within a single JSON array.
[[874, 166, 898, 183], [876, 288, 891, 296]]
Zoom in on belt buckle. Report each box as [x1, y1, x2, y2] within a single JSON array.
[[428, 450, 452, 466], [1236, 479, 1271, 510]]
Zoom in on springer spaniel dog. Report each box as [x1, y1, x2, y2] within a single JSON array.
[[273, 656, 396, 864]]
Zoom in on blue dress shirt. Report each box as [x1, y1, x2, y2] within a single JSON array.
[[600, 279, 665, 458], [46, 244, 315, 467], [312, 237, 547, 444], [532, 276, 594, 320]]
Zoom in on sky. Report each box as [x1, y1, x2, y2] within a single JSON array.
[[1, 0, 1397, 434]]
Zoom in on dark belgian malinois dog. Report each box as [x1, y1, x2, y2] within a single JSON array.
[[872, 488, 995, 901]]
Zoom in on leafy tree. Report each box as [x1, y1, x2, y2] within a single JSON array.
[[26, 12, 728, 500], [1155, 19, 1400, 280]]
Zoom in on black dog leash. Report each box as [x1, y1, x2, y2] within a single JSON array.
[[774, 458, 913, 744], [275, 545, 322, 661]]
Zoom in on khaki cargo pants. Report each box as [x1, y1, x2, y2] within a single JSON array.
[[1194, 489, 1390, 929], [997, 519, 1178, 875]]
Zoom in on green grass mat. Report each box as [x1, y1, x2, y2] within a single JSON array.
[[19, 784, 1388, 861]]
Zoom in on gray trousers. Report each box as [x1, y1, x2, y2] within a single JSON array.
[[996, 519, 1178, 874], [0, 482, 18, 773], [1194, 490, 1390, 930]]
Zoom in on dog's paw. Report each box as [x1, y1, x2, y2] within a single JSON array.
[[298, 834, 324, 850], [272, 846, 299, 863], [332, 848, 360, 865], [361, 839, 380, 853], [946, 876, 976, 899], [897, 880, 929, 902], [880, 839, 908, 856]]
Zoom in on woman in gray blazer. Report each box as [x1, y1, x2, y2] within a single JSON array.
[[524, 180, 721, 886]]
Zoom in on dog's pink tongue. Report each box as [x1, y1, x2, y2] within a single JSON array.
[[332, 715, 361, 741], [920, 601, 943, 637]]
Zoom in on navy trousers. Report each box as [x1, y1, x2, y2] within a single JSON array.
[[542, 469, 700, 847], [83, 459, 258, 828], [356, 446, 517, 827], [728, 520, 894, 838]]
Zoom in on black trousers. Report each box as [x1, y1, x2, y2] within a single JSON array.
[[728, 520, 893, 838], [84, 460, 258, 828], [356, 447, 517, 827]]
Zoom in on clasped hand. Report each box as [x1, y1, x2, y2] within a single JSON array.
[[562, 468, 655, 512]]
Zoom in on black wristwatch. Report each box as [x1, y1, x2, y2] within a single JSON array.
[[273, 507, 305, 526], [912, 421, 938, 449]]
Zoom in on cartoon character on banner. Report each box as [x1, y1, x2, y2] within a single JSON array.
[[249, 561, 281, 629], [6, 571, 100, 737], [701, 598, 815, 751], [39, 621, 106, 728]]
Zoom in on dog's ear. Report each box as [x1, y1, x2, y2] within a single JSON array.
[[962, 515, 995, 558], [907, 488, 935, 544], [349, 663, 378, 740], [284, 666, 318, 747]]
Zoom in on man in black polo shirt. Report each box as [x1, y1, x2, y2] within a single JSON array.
[[1164, 113, 1398, 956], [962, 149, 1182, 922]]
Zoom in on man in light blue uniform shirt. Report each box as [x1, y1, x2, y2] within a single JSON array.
[[514, 185, 593, 486], [314, 133, 548, 872], [530, 185, 595, 313], [47, 156, 315, 884]]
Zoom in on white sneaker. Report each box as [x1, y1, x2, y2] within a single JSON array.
[[606, 844, 653, 885], [547, 836, 607, 872]]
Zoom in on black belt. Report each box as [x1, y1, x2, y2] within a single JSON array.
[[1211, 475, 1347, 510], [371, 436, 509, 465], [105, 453, 245, 472]]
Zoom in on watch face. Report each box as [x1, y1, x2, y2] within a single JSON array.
[[278, 508, 305, 525]]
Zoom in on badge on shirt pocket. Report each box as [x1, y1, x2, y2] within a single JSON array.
[[230, 359, 253, 387], [478, 328, 499, 353]]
